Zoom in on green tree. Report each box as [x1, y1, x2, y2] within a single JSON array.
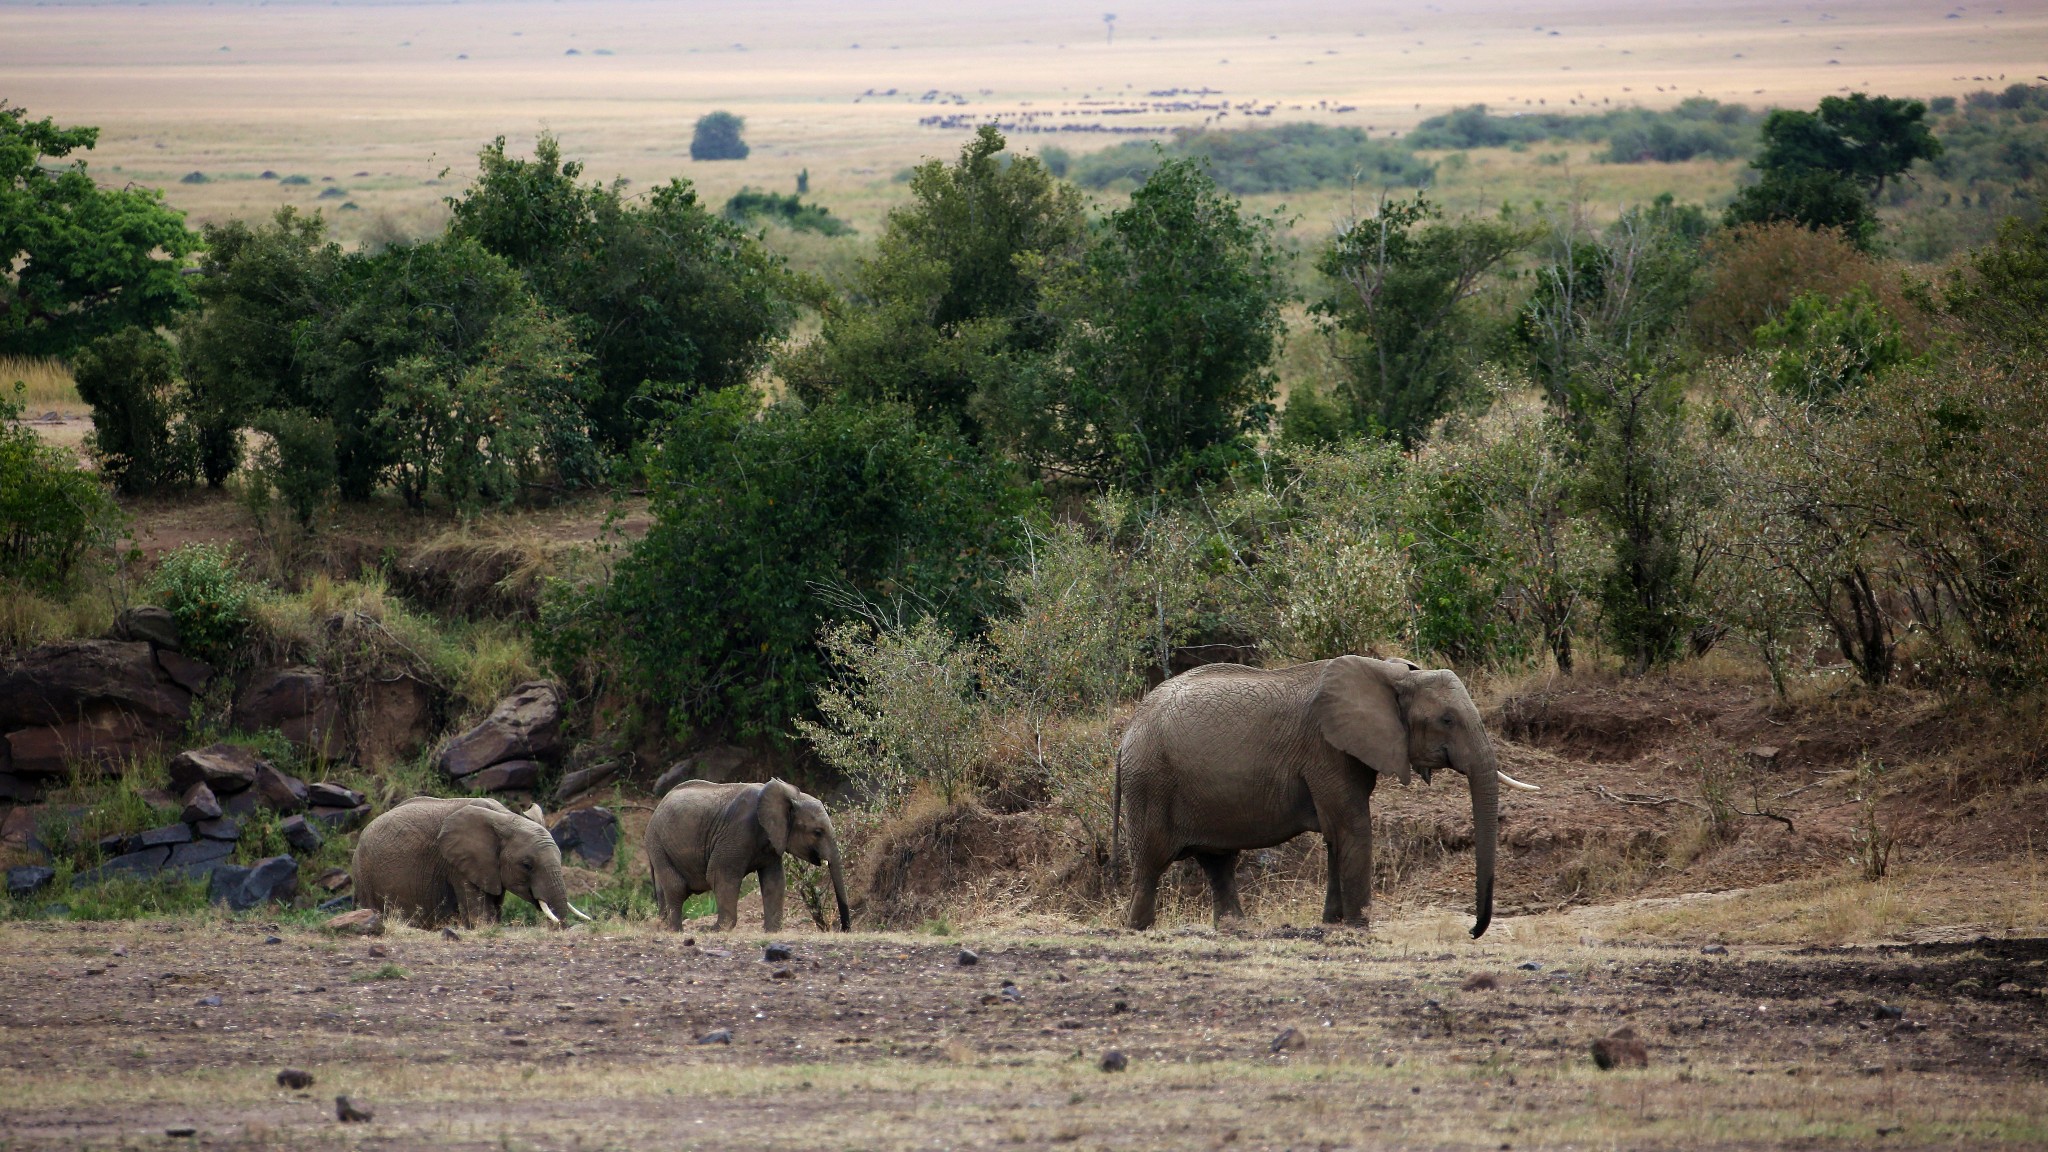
[[1754, 286, 1910, 400], [178, 208, 345, 486], [0, 105, 199, 356], [446, 134, 793, 454], [689, 111, 749, 161], [994, 157, 1286, 488], [1755, 94, 1942, 196], [1724, 169, 1880, 250], [0, 383, 118, 592], [1941, 212, 2048, 356], [70, 327, 194, 494], [780, 126, 1086, 436], [1312, 194, 1526, 444], [545, 390, 1024, 739]]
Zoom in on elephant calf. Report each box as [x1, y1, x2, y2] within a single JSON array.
[[352, 797, 592, 929], [645, 779, 851, 932]]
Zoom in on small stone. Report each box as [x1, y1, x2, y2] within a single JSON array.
[[195, 816, 240, 841], [367, 944, 389, 958], [957, 948, 980, 966], [304, 782, 365, 809], [317, 895, 353, 913], [1873, 1004, 1904, 1021], [196, 995, 222, 1007], [335, 1094, 374, 1123], [764, 942, 793, 962], [1590, 1026, 1648, 1070], [681, 936, 696, 947], [1112, 999, 1128, 1013], [1270, 1027, 1307, 1053], [263, 935, 283, 944], [441, 927, 460, 941], [166, 743, 264, 794], [1099, 1049, 1128, 1072], [1462, 973, 1499, 991], [999, 981, 1023, 1003], [314, 868, 351, 893], [698, 1028, 733, 1045], [769, 967, 794, 980], [325, 908, 384, 936], [180, 782, 221, 823], [1998, 982, 2022, 993], [165, 1125, 197, 1138], [306, 804, 370, 832], [135, 823, 195, 849], [279, 814, 322, 853], [1516, 961, 1542, 971], [1701, 944, 1729, 955], [276, 1068, 314, 1089]]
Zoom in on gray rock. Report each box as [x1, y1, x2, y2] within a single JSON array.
[[154, 649, 213, 694], [167, 743, 264, 794], [107, 606, 180, 650], [356, 674, 437, 770], [305, 782, 364, 809], [653, 744, 756, 795], [164, 838, 235, 878], [231, 667, 344, 759], [470, 759, 541, 793], [6, 714, 159, 777], [6, 865, 54, 895], [551, 761, 619, 804], [134, 823, 195, 849], [1099, 1049, 1129, 1072], [73, 846, 172, 886], [697, 1028, 733, 1045], [180, 782, 221, 823], [957, 948, 980, 966], [307, 804, 370, 832], [279, 814, 322, 853], [195, 816, 241, 841], [96, 831, 132, 856], [0, 771, 41, 803], [209, 855, 298, 910], [250, 764, 309, 813], [436, 681, 565, 779], [549, 807, 619, 867], [318, 894, 355, 912]]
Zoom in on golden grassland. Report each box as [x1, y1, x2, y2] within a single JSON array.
[[3, 0, 2038, 249]]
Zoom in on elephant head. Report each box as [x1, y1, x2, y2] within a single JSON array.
[[1311, 656, 1537, 939], [436, 800, 593, 928], [758, 778, 852, 931]]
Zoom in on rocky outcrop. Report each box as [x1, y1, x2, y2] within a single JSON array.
[[356, 674, 437, 769], [232, 668, 345, 760], [106, 606, 180, 650], [437, 681, 565, 788], [652, 744, 758, 796], [207, 855, 298, 911], [0, 640, 205, 785], [168, 744, 265, 794]]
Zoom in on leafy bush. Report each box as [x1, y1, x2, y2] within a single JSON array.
[[1068, 124, 1434, 194], [1690, 221, 1928, 356], [801, 618, 988, 807], [689, 111, 749, 161], [721, 188, 854, 236], [148, 542, 255, 661], [0, 383, 119, 592], [1754, 287, 1911, 399], [70, 327, 195, 494], [544, 390, 1025, 739], [250, 407, 337, 529], [1409, 99, 1759, 162]]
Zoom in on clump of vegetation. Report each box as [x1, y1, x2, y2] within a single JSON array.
[[689, 110, 748, 161], [1069, 123, 1433, 194], [1409, 98, 1761, 163], [0, 383, 119, 595], [721, 188, 854, 235], [148, 542, 255, 661]]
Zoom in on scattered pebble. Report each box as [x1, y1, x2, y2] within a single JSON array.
[[262, 936, 283, 945], [441, 927, 461, 941], [769, 967, 794, 980], [682, 936, 696, 947], [1860, 1064, 1886, 1076], [335, 1095, 374, 1123], [698, 1029, 733, 1045], [1112, 999, 1129, 1013], [1270, 1027, 1307, 1053], [999, 981, 1023, 1003], [1701, 944, 1729, 955], [1462, 973, 1499, 991], [165, 1126, 196, 1138], [1099, 1049, 1128, 1072], [276, 1068, 314, 1089], [1517, 961, 1542, 971], [366, 944, 388, 959], [1590, 1026, 1648, 1070], [764, 943, 793, 962], [195, 995, 221, 1007], [958, 948, 980, 966], [1873, 1004, 1904, 1021]]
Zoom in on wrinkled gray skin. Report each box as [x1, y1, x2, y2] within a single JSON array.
[[1116, 655, 1503, 938], [351, 797, 589, 929], [646, 778, 852, 933]]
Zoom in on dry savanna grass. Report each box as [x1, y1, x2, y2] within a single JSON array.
[[2, 0, 2037, 250], [0, 356, 82, 414]]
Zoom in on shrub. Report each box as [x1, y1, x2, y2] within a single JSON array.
[[545, 390, 1025, 739], [250, 408, 337, 529], [1690, 221, 1929, 356], [0, 383, 119, 592], [148, 542, 255, 661], [1754, 286, 1911, 400], [721, 188, 854, 236], [69, 327, 195, 494], [800, 618, 988, 807], [1724, 168, 1879, 251], [689, 111, 749, 161], [1068, 123, 1434, 195]]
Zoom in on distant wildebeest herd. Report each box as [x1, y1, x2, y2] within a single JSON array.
[[351, 655, 1538, 936]]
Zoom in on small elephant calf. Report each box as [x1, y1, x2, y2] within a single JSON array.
[[645, 778, 852, 932]]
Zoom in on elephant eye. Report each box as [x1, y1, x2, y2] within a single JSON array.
[[1440, 710, 1454, 726]]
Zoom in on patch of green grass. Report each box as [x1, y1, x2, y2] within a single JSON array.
[[56, 872, 213, 921], [352, 962, 408, 982]]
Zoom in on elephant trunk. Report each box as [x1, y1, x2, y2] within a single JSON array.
[[826, 841, 851, 932], [532, 867, 575, 931], [1465, 738, 1500, 939]]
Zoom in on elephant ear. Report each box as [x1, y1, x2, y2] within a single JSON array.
[[521, 803, 545, 827], [1311, 655, 1414, 786], [437, 803, 509, 896], [756, 779, 795, 855]]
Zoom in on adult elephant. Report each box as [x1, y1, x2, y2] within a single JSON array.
[[645, 779, 851, 933], [352, 797, 592, 928], [1114, 655, 1538, 937]]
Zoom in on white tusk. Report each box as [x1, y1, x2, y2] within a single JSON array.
[[1497, 770, 1542, 793], [539, 902, 563, 925], [568, 903, 595, 922]]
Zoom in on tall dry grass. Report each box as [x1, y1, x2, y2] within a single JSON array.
[[0, 357, 83, 413]]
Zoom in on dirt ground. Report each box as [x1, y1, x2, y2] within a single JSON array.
[[1, 916, 2044, 1150]]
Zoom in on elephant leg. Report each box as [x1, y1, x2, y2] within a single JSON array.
[[759, 858, 786, 933], [1330, 814, 1374, 925], [711, 870, 743, 931], [650, 855, 689, 931], [1127, 846, 1170, 930], [1194, 851, 1245, 924], [1322, 835, 1344, 925]]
